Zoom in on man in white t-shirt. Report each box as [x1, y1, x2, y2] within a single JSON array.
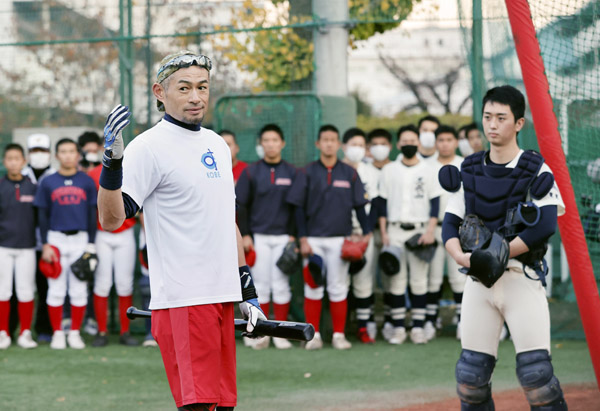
[[97, 51, 265, 411]]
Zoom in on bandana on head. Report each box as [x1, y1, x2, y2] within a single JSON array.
[[155, 50, 212, 111]]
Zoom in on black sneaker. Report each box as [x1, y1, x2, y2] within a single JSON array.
[[119, 332, 139, 346], [92, 333, 109, 347]]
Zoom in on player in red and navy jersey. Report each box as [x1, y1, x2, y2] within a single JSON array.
[[88, 164, 139, 347], [287, 125, 372, 350], [0, 144, 38, 349], [236, 124, 296, 350], [220, 129, 247, 184], [34, 138, 98, 350]]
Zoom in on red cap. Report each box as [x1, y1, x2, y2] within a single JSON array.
[[245, 249, 256, 267], [39, 246, 62, 279]]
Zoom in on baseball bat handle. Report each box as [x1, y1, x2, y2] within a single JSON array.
[[126, 307, 315, 342]]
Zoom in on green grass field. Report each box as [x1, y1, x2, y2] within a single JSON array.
[[0, 335, 594, 410]]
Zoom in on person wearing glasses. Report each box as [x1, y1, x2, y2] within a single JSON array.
[[97, 51, 265, 411]]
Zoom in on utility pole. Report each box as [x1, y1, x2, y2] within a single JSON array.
[[312, 0, 348, 96]]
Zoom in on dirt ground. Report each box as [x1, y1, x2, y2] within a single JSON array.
[[395, 384, 599, 410]]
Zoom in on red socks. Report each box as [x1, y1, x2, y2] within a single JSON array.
[[0, 300, 9, 332], [273, 302, 290, 322], [304, 298, 322, 332], [118, 295, 133, 335], [70, 305, 86, 331], [48, 305, 63, 332], [330, 299, 348, 334], [259, 302, 271, 319], [18, 300, 34, 333], [94, 295, 109, 333]]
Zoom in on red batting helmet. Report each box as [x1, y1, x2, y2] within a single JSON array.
[[39, 246, 62, 279]]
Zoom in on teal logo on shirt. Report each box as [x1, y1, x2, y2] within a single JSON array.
[[202, 149, 221, 178]]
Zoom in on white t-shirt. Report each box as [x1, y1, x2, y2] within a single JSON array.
[[379, 159, 444, 223], [431, 155, 463, 220], [122, 119, 241, 309], [444, 150, 566, 269]]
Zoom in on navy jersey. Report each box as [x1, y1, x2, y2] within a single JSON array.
[[0, 176, 37, 248], [33, 171, 97, 232], [287, 160, 368, 237], [236, 160, 296, 235]]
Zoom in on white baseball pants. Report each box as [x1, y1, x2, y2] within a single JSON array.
[[252, 233, 292, 305], [428, 226, 466, 293], [0, 246, 36, 301], [304, 236, 349, 302], [46, 231, 89, 307], [460, 266, 551, 358], [94, 228, 136, 297]]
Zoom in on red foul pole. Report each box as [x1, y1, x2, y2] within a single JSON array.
[[505, 0, 600, 387]]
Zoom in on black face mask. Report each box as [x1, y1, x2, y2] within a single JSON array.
[[401, 145, 418, 159]]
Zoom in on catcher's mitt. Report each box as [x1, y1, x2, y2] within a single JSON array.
[[459, 214, 492, 252], [461, 232, 510, 288], [341, 238, 368, 262], [71, 251, 99, 282], [404, 234, 437, 262], [276, 241, 300, 275]]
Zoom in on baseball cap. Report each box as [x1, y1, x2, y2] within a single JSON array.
[[38, 246, 62, 279], [27, 133, 51, 150], [379, 245, 402, 276], [155, 51, 212, 112], [303, 254, 326, 288]]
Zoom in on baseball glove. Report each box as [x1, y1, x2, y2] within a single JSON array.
[[71, 250, 99, 282], [276, 241, 300, 275], [341, 238, 368, 262], [404, 234, 437, 262], [459, 214, 492, 252], [462, 232, 510, 288], [349, 257, 367, 275]]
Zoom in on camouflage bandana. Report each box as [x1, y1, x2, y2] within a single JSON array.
[[156, 51, 212, 111]]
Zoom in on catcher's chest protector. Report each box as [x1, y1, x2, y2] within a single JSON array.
[[461, 150, 544, 232]]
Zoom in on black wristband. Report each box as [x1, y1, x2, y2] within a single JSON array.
[[239, 265, 258, 301]]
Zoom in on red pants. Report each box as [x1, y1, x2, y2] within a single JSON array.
[[151, 303, 237, 408]]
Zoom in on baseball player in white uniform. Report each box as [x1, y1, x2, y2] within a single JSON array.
[[97, 51, 266, 410], [342, 127, 390, 343], [379, 124, 443, 345], [424, 125, 465, 341], [441, 85, 567, 410]]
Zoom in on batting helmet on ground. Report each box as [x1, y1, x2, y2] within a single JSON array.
[[39, 246, 61, 279]]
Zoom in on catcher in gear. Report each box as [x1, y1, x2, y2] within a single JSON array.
[[440, 85, 567, 410]]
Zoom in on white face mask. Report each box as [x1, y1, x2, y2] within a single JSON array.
[[419, 131, 436, 149], [370, 144, 391, 162], [345, 146, 365, 163], [255, 145, 265, 159], [29, 152, 50, 169], [458, 139, 474, 156]]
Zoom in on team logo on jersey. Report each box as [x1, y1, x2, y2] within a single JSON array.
[[51, 186, 87, 205], [64, 179, 73, 186], [415, 177, 424, 199], [333, 180, 350, 188], [275, 177, 291, 186], [201, 149, 221, 179]]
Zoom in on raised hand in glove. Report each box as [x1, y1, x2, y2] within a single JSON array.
[[103, 104, 131, 167]]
